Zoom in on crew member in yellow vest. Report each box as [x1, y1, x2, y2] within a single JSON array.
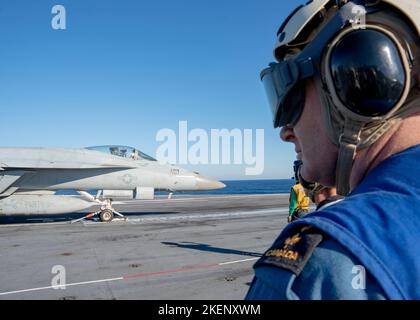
[[288, 161, 310, 223]]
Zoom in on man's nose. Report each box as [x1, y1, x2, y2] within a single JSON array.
[[280, 126, 295, 142]]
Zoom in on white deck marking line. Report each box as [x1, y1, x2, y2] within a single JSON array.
[[218, 257, 259, 266], [0, 207, 290, 228], [123, 208, 288, 224], [0, 277, 123, 296], [80, 208, 289, 226], [0, 256, 259, 296]]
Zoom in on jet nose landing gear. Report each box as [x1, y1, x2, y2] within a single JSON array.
[[70, 192, 127, 224], [97, 199, 126, 222], [99, 209, 114, 222]]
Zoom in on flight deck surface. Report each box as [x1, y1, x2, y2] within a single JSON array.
[[0, 194, 291, 300]]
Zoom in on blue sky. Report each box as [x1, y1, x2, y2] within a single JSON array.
[[0, 0, 303, 180]]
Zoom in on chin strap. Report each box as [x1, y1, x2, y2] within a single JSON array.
[[336, 119, 364, 196]]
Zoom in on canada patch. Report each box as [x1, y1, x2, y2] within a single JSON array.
[[254, 226, 324, 276]]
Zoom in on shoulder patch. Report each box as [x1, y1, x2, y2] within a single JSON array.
[[254, 225, 324, 276]]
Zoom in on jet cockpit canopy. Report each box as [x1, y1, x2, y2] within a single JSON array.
[[86, 145, 156, 161]]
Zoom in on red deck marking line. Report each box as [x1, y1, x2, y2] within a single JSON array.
[[124, 263, 219, 280]]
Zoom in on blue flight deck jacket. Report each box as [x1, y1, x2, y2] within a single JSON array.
[[246, 145, 420, 300]]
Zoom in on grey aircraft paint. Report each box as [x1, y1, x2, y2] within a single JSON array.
[[0, 146, 225, 219]]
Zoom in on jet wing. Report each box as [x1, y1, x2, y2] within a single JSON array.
[[0, 170, 29, 196]]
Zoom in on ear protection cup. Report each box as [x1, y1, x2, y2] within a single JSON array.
[[293, 160, 303, 181], [322, 24, 413, 123], [329, 29, 407, 117]]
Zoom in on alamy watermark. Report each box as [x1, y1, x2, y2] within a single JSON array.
[[51, 5, 66, 30], [352, 265, 366, 290], [51, 265, 66, 290], [350, 5, 367, 29], [156, 121, 264, 175]]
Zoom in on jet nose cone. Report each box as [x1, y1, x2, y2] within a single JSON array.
[[195, 175, 226, 190]]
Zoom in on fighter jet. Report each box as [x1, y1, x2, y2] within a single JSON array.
[[0, 145, 225, 222]]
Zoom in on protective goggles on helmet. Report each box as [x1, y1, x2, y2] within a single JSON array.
[[261, 59, 315, 128]]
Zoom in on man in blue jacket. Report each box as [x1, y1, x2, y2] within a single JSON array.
[[246, 0, 420, 299]]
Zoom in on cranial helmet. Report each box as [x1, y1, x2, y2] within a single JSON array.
[[261, 0, 420, 195]]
